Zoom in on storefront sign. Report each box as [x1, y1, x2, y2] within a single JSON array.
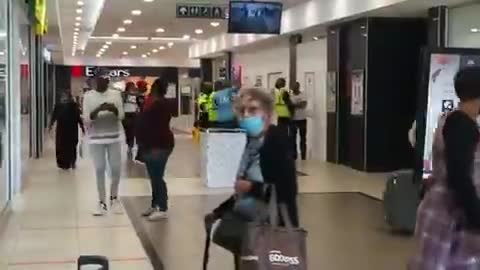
[[350, 70, 364, 116], [176, 4, 227, 19], [85, 67, 131, 78], [326, 72, 336, 113]]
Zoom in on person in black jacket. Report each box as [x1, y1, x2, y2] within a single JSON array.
[[205, 88, 299, 269]]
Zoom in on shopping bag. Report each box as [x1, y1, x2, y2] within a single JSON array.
[[239, 199, 307, 269]]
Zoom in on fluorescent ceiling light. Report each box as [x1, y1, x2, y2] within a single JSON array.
[[471, 28, 480, 33], [210, 22, 220, 27], [159, 46, 165, 50], [156, 28, 165, 33], [141, 54, 147, 58], [131, 10, 142, 15], [167, 42, 174, 47], [77, 1, 84, 6], [123, 51, 128, 55], [75, 22, 80, 26], [152, 49, 158, 53], [106, 41, 112, 45], [112, 33, 119, 38], [130, 45, 137, 49], [183, 35, 190, 39], [75, 17, 82, 21], [117, 27, 126, 32], [123, 19, 132, 25]]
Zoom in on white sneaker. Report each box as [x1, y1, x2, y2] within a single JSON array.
[[110, 199, 124, 215], [141, 207, 156, 217], [148, 208, 168, 221], [93, 202, 107, 217]]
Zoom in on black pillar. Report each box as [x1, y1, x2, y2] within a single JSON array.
[[200, 59, 213, 82], [225, 51, 233, 81], [289, 34, 302, 89], [427, 6, 448, 48], [326, 27, 340, 163]]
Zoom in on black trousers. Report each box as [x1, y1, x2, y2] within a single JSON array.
[[56, 139, 77, 169], [277, 117, 294, 158], [122, 112, 137, 149], [291, 119, 307, 160]]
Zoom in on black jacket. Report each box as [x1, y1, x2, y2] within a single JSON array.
[[213, 125, 299, 226]]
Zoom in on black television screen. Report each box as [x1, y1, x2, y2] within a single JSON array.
[[228, 1, 283, 34]]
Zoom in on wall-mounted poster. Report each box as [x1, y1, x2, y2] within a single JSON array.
[[166, 83, 177, 98], [254, 75, 263, 87], [326, 72, 337, 113], [351, 70, 364, 116]]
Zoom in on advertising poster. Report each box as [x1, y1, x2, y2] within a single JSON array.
[[166, 83, 177, 99], [423, 53, 480, 175], [350, 70, 364, 116], [254, 75, 263, 87], [326, 72, 337, 113]]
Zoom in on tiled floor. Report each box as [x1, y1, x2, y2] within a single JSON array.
[[0, 136, 389, 270]]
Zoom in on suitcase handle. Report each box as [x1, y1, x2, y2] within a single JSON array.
[[77, 255, 109, 270]]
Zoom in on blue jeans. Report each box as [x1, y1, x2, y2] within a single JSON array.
[[144, 148, 172, 211]]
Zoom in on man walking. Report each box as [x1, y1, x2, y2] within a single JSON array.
[[290, 82, 308, 160]]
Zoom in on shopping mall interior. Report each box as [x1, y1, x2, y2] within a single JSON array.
[[1, 0, 480, 269]]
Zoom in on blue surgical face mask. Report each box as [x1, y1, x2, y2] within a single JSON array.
[[239, 116, 264, 137]]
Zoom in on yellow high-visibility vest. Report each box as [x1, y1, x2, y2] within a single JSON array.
[[198, 93, 209, 113], [275, 88, 291, 118], [207, 93, 218, 121]]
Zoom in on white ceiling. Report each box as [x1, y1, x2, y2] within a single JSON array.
[[46, 0, 310, 65]]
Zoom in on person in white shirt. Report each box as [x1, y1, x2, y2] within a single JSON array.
[[83, 70, 125, 216], [290, 82, 308, 160]]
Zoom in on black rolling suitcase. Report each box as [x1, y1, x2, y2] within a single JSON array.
[[383, 170, 420, 233], [77, 255, 109, 270]]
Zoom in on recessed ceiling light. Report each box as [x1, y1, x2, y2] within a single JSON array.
[[195, 29, 204, 34], [0, 51, 4, 56], [100, 48, 105, 52], [76, 9, 83, 14], [74, 31, 78, 35], [167, 42, 174, 47], [122, 51, 128, 55], [77, 1, 84, 6], [144, 0, 154, 2], [183, 34, 190, 39], [106, 41, 112, 45], [471, 28, 480, 33], [112, 33, 119, 38], [103, 44, 109, 49], [313, 36, 319, 41], [131, 10, 142, 15], [74, 28, 79, 31], [159, 46, 165, 50], [156, 28, 165, 33], [75, 22, 80, 26], [147, 52, 151, 55], [210, 22, 220, 27], [96, 55, 101, 58], [152, 49, 158, 53], [117, 27, 126, 32], [75, 16, 82, 21], [141, 54, 147, 58], [123, 19, 132, 25], [130, 45, 137, 49]]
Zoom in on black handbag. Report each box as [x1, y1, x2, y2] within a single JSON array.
[[212, 210, 249, 254]]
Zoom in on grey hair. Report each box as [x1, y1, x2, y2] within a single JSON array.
[[235, 87, 275, 114]]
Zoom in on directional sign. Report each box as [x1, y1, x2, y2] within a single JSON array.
[[176, 4, 226, 19]]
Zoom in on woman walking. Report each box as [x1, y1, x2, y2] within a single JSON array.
[[410, 67, 480, 270], [136, 78, 175, 221], [49, 92, 85, 170]]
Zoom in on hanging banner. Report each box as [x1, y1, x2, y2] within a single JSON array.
[[326, 72, 337, 113], [350, 70, 364, 116]]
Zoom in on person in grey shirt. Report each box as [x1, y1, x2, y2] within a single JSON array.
[[290, 82, 308, 160]]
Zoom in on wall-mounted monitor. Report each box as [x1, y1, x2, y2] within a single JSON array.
[[228, 1, 283, 34]]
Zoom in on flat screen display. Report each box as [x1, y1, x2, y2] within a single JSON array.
[[228, 1, 283, 34], [422, 53, 480, 178]]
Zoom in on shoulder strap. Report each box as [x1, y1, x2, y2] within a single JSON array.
[[203, 224, 212, 270]]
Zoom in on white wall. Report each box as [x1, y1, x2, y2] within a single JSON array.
[[232, 38, 327, 161], [449, 3, 480, 48], [233, 45, 289, 90], [297, 39, 327, 161]]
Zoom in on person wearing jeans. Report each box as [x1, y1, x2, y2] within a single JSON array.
[[83, 70, 125, 216], [136, 78, 175, 221]]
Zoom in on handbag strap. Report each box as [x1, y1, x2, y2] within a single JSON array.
[[203, 224, 212, 270]]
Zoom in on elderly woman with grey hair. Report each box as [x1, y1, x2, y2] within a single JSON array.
[[204, 88, 299, 270]]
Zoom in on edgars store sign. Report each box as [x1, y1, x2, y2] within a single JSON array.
[[84, 66, 130, 77]]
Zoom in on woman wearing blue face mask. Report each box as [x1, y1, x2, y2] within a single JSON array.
[[204, 88, 299, 270]]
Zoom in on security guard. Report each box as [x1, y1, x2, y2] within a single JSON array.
[[197, 82, 212, 128], [274, 78, 293, 130], [207, 82, 219, 127]]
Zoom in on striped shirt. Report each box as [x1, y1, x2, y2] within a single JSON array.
[[83, 89, 124, 144]]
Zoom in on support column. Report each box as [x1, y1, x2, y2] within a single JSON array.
[[289, 34, 302, 89], [427, 6, 448, 47], [200, 59, 213, 82], [225, 51, 232, 82], [326, 27, 340, 164]]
